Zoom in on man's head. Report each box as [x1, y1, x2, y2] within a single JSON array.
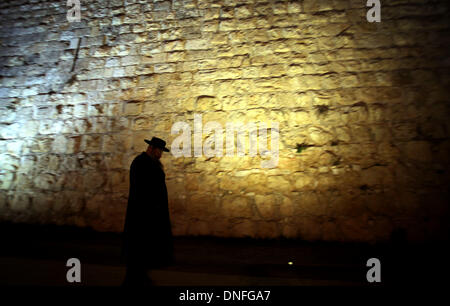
[[144, 137, 170, 160], [146, 145, 163, 160]]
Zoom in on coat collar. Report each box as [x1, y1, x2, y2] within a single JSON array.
[[141, 152, 164, 171]]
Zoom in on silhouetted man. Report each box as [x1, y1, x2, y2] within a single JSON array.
[[122, 137, 174, 286]]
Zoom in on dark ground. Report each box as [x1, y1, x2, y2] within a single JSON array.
[[0, 222, 447, 289]]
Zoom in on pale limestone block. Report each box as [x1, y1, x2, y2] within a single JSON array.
[[167, 51, 186, 62], [107, 170, 128, 193], [219, 175, 243, 193], [31, 192, 54, 214], [10, 194, 30, 211], [267, 176, 292, 192], [18, 155, 37, 173], [322, 221, 342, 242], [187, 221, 211, 236], [52, 135, 67, 154], [337, 216, 372, 242], [243, 173, 268, 193], [185, 39, 210, 50], [66, 136, 82, 154], [82, 135, 102, 153], [85, 193, 104, 215], [30, 138, 53, 153], [0, 153, 19, 172], [131, 116, 153, 130], [297, 216, 323, 241], [0, 172, 14, 190], [219, 20, 236, 31], [123, 101, 142, 115], [287, 1, 302, 13], [255, 194, 277, 219], [171, 216, 189, 236], [255, 221, 280, 239], [210, 217, 231, 237], [154, 63, 176, 73], [276, 157, 301, 172], [230, 220, 256, 237], [308, 127, 333, 146], [294, 173, 315, 190], [102, 133, 133, 153], [221, 195, 253, 218], [204, 8, 220, 20], [73, 104, 87, 118], [300, 192, 328, 216], [104, 153, 126, 170], [279, 196, 293, 217], [34, 173, 57, 190], [47, 155, 61, 172], [335, 126, 352, 143], [187, 193, 217, 218]]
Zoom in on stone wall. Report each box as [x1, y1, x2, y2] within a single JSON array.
[[1, 0, 449, 242]]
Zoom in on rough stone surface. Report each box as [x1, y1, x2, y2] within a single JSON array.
[[0, 0, 449, 242]]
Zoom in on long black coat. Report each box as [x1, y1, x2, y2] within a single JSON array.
[[122, 152, 174, 269]]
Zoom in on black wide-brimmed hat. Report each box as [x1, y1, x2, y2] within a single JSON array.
[[145, 137, 170, 152]]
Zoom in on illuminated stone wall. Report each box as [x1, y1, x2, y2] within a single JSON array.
[[1, 0, 449, 242]]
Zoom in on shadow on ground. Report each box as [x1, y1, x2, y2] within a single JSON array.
[[0, 222, 447, 287]]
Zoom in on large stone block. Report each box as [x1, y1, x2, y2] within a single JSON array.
[[298, 192, 328, 216], [403, 140, 433, 162], [267, 175, 292, 192], [82, 135, 103, 153], [29, 138, 54, 153], [30, 191, 54, 214], [228, 219, 254, 237], [221, 195, 253, 218], [242, 173, 267, 193], [254, 221, 280, 239], [186, 193, 218, 219], [360, 166, 393, 186], [337, 215, 372, 242], [293, 173, 315, 191], [254, 194, 278, 220], [72, 119, 90, 134], [297, 216, 323, 241], [0, 172, 14, 190], [106, 170, 128, 193], [34, 173, 57, 190], [307, 127, 334, 146], [187, 220, 211, 236], [10, 193, 31, 211], [0, 153, 20, 172], [103, 133, 133, 153], [185, 39, 210, 50], [51, 135, 67, 154]]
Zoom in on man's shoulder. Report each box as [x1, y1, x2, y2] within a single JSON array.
[[131, 152, 147, 165], [131, 152, 159, 167]]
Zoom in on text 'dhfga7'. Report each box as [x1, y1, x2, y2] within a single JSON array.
[[67, 0, 81, 23], [366, 0, 381, 23]]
